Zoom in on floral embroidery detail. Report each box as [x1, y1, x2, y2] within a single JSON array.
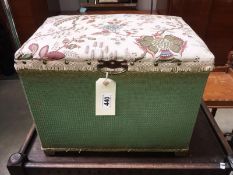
[[103, 24, 122, 33], [29, 43, 39, 55], [137, 35, 186, 61], [46, 51, 65, 60], [160, 50, 174, 59], [87, 19, 95, 23], [138, 36, 159, 54], [164, 35, 185, 53], [17, 54, 33, 60], [53, 16, 79, 26], [66, 44, 78, 50], [39, 45, 49, 58], [63, 38, 70, 44], [26, 44, 65, 60], [15, 14, 214, 71]]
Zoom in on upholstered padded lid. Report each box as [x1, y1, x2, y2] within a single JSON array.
[[15, 14, 214, 72]]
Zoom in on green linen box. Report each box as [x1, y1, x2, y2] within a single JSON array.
[[15, 14, 214, 154]]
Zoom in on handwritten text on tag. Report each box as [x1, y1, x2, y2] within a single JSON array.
[[96, 78, 116, 116]]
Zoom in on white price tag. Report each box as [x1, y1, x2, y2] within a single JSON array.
[[220, 163, 226, 169], [96, 77, 116, 116]]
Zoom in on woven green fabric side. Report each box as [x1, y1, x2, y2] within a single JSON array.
[[20, 71, 208, 151]]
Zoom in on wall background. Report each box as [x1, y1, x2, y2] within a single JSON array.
[[137, 0, 157, 11], [58, 0, 158, 11], [59, 0, 80, 11], [47, 0, 60, 14]]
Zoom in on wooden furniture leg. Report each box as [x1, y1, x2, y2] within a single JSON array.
[[211, 108, 217, 117]]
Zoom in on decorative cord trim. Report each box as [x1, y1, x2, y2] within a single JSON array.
[[15, 60, 214, 73]]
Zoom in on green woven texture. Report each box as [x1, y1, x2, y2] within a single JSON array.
[[20, 71, 208, 151]]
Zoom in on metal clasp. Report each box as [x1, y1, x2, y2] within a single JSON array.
[[97, 60, 128, 74]]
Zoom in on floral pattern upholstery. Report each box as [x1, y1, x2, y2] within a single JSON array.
[[15, 14, 214, 72]]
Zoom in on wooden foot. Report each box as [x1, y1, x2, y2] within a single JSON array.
[[174, 151, 189, 157], [44, 150, 56, 156]]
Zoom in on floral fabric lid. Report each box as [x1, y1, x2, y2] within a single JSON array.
[[15, 14, 214, 72]]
